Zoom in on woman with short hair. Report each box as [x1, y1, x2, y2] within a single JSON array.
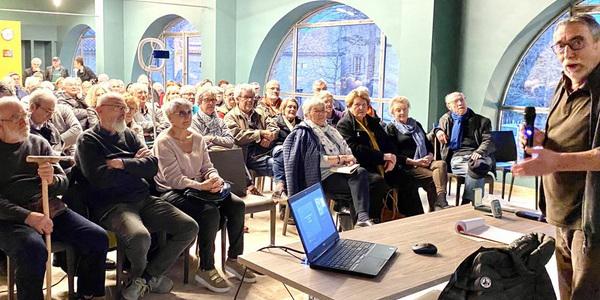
[[153, 98, 256, 293]]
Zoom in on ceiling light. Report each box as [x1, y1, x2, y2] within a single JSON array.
[[52, 0, 62, 7]]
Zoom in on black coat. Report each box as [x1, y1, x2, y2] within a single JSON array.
[[275, 114, 302, 145], [385, 120, 433, 167], [336, 112, 396, 175]]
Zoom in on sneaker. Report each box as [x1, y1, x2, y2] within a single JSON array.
[[147, 275, 173, 294], [121, 277, 149, 300], [225, 259, 257, 283], [194, 269, 231, 293], [355, 220, 374, 227]]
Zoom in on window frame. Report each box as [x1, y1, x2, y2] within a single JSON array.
[[158, 17, 201, 86], [266, 4, 396, 120], [73, 27, 96, 73]]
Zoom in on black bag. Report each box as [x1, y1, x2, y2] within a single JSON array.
[[183, 182, 231, 206], [438, 233, 556, 300]]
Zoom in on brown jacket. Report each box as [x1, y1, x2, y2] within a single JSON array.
[[223, 106, 279, 147]]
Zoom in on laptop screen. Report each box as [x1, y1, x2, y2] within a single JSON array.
[[289, 183, 338, 262]]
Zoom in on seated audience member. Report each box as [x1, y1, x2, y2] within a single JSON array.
[[123, 93, 146, 145], [154, 99, 256, 293], [214, 86, 225, 106], [216, 84, 235, 118], [283, 98, 373, 227], [256, 80, 281, 118], [386, 96, 449, 211], [316, 90, 343, 126], [23, 76, 42, 96], [55, 77, 65, 92], [218, 79, 229, 89], [51, 101, 82, 156], [75, 92, 198, 299], [337, 88, 422, 218], [23, 57, 43, 84], [8, 73, 27, 99], [56, 77, 91, 129], [39, 81, 55, 92], [224, 84, 279, 194], [108, 79, 125, 94], [250, 82, 262, 103], [44, 57, 69, 82], [179, 85, 197, 114], [163, 85, 180, 106], [152, 82, 165, 106], [132, 83, 169, 142], [313, 79, 344, 111], [85, 84, 107, 128], [191, 87, 235, 150], [73, 56, 97, 83], [0, 96, 108, 300], [272, 98, 302, 200], [81, 81, 93, 99], [97, 74, 109, 84], [434, 92, 495, 204], [28, 90, 64, 156]]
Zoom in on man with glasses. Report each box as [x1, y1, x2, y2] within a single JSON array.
[[224, 84, 279, 195], [28, 89, 64, 156], [513, 14, 600, 300], [56, 77, 90, 129], [132, 83, 168, 143], [433, 92, 494, 205], [0, 96, 108, 300], [75, 92, 198, 299]]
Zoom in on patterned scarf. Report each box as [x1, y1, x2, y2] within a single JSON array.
[[305, 120, 351, 156], [392, 118, 428, 159], [195, 110, 222, 136]]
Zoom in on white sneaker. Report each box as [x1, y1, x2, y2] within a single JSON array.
[[121, 277, 149, 300]]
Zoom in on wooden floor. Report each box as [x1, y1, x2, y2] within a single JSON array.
[[0, 179, 541, 300]]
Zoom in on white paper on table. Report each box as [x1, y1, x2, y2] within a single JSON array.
[[455, 217, 525, 244]]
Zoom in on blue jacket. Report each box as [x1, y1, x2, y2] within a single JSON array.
[[283, 122, 323, 197]]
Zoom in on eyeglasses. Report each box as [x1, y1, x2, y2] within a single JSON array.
[[202, 98, 218, 103], [551, 37, 586, 54], [174, 110, 192, 118], [0, 112, 29, 123], [103, 104, 130, 113]]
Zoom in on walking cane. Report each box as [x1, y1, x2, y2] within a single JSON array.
[[26, 155, 72, 300]]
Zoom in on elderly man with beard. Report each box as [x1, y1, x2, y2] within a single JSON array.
[[75, 93, 198, 299], [0, 96, 108, 300]]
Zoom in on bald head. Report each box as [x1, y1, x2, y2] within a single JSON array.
[[96, 92, 127, 133], [0, 96, 29, 143]]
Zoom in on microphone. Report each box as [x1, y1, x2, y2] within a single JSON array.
[[523, 106, 536, 158]]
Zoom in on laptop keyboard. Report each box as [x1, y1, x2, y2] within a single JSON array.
[[319, 239, 374, 270]]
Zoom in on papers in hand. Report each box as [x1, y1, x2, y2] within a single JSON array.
[[330, 163, 360, 174], [455, 217, 524, 244]]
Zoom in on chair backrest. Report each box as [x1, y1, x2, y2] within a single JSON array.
[[491, 131, 517, 163], [209, 148, 248, 197]]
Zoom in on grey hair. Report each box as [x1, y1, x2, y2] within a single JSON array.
[[196, 86, 219, 102], [62, 77, 79, 86], [445, 91, 465, 103], [302, 97, 325, 116], [234, 83, 255, 98], [557, 14, 600, 41], [163, 98, 192, 117], [28, 89, 57, 107], [130, 82, 148, 94], [179, 84, 195, 95], [315, 90, 334, 102], [31, 57, 42, 65], [312, 79, 327, 90]]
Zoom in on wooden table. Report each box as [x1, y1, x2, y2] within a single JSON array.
[[239, 206, 555, 300]]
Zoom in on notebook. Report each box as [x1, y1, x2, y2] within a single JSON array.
[[288, 182, 397, 277]]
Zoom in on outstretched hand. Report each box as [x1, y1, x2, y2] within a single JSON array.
[[512, 147, 559, 177]]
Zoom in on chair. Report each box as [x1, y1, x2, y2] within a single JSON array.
[[447, 173, 495, 206], [490, 131, 518, 201], [7, 241, 76, 300]]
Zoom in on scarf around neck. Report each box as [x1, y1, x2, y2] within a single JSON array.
[[393, 118, 427, 159]]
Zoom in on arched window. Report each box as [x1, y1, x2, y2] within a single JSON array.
[[74, 27, 96, 72], [267, 4, 400, 121], [152, 18, 201, 85], [500, 1, 600, 144]]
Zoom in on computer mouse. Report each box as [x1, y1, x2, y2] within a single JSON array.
[[412, 243, 438, 255]]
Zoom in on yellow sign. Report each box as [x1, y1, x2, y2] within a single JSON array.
[[0, 20, 21, 79]]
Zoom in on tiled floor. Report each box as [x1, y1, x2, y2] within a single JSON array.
[[0, 179, 554, 300]]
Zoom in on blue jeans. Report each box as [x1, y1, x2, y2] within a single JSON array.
[[272, 145, 285, 184], [0, 208, 108, 299], [450, 154, 484, 204]]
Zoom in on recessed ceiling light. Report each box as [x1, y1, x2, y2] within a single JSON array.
[[52, 0, 62, 7]]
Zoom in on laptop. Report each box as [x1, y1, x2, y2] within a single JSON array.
[[289, 182, 397, 277], [208, 148, 248, 197]]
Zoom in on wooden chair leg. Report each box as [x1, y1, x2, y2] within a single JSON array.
[[488, 180, 494, 195], [221, 220, 227, 273], [65, 247, 76, 299], [270, 206, 276, 246], [455, 179, 461, 207], [7, 256, 15, 300], [282, 202, 290, 236]]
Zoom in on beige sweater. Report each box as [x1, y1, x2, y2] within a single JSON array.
[[153, 130, 219, 192]]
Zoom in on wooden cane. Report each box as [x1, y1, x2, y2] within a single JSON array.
[[26, 155, 72, 300]]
